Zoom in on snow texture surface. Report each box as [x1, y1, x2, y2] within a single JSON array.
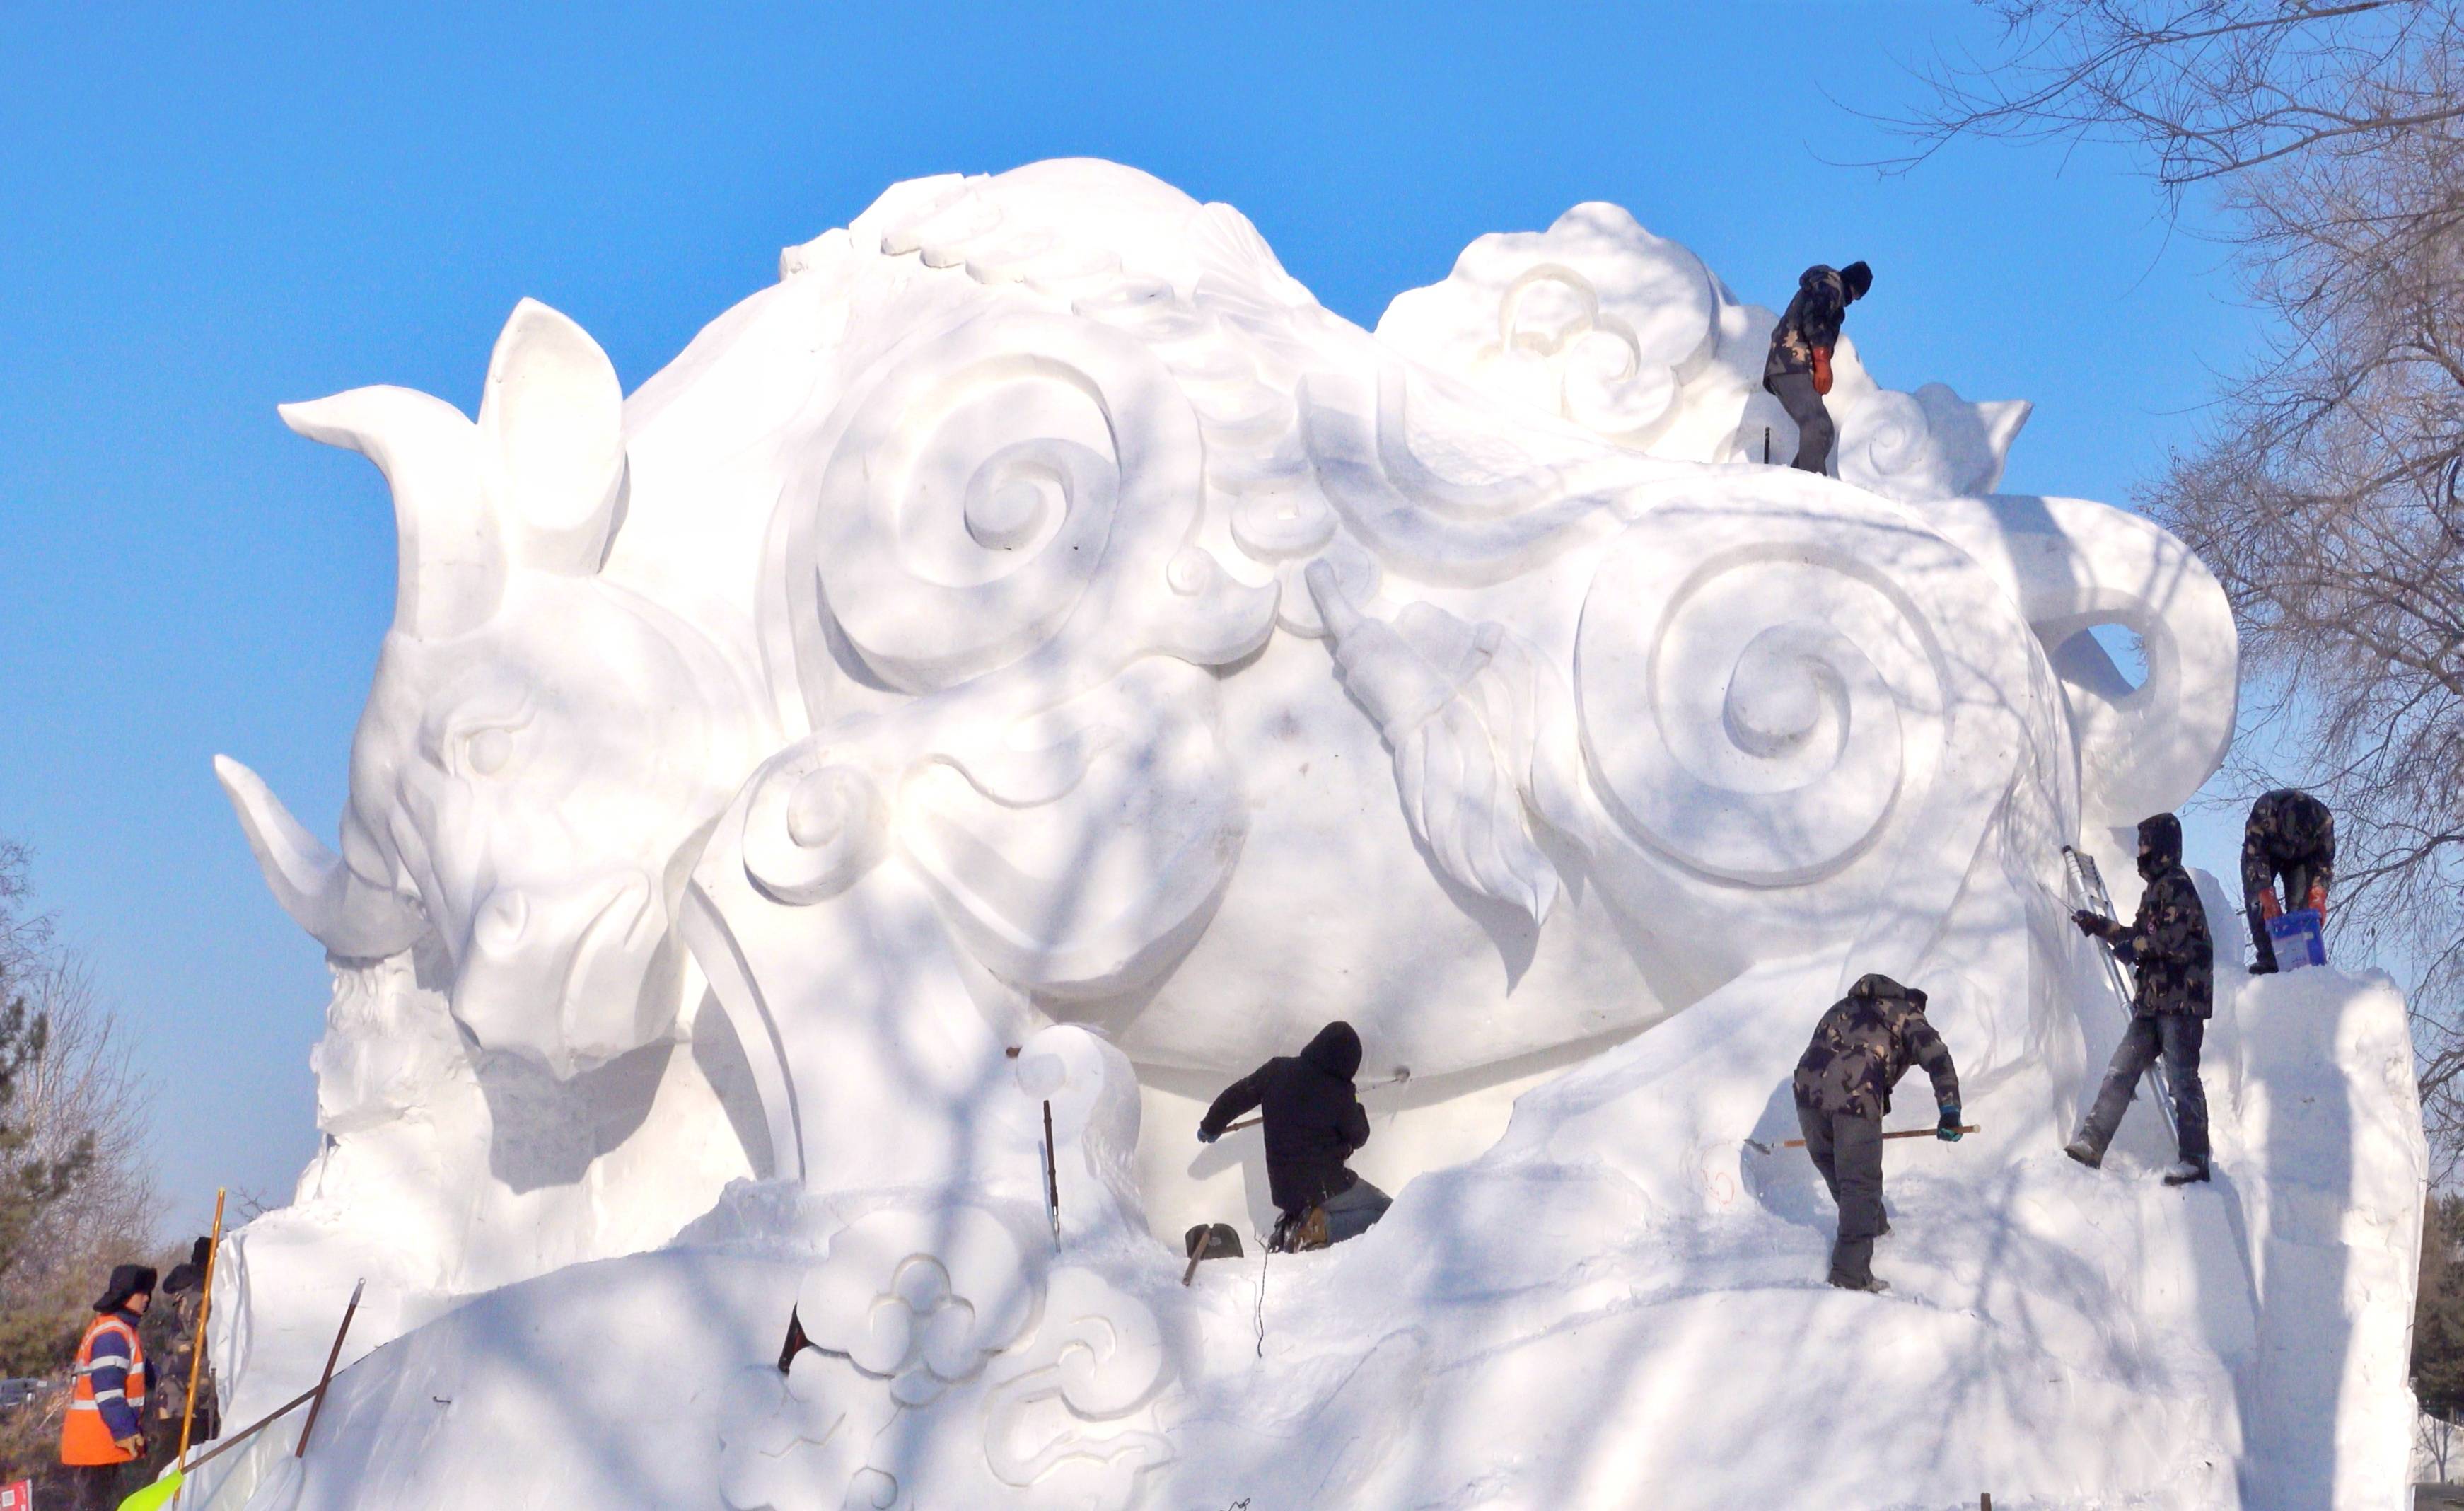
[[190, 160, 2419, 1509]]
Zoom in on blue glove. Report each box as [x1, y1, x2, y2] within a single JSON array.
[[1937, 1104, 1963, 1142], [1197, 1125, 1219, 1145]]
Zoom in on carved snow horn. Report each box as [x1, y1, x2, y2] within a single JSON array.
[[276, 298, 627, 643], [212, 754, 426, 958]]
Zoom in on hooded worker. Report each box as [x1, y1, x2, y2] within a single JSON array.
[[1791, 973, 1963, 1293], [2069, 811, 2215, 1183], [1762, 260, 1872, 473], [61, 1262, 157, 1511], [1197, 1021, 1391, 1251], [2241, 787, 2335, 973]]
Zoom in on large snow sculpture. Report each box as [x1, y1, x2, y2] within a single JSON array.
[[201, 158, 2419, 1510]]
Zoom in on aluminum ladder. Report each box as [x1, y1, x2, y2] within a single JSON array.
[[2062, 845, 2177, 1142]]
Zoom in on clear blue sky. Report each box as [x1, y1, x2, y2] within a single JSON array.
[[0, 4, 2262, 1232]]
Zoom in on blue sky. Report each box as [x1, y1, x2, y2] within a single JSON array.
[[0, 4, 2265, 1230]]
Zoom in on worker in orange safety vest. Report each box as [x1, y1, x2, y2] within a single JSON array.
[[59, 1263, 156, 1511]]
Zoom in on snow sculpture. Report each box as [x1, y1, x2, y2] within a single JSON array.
[[719, 1227, 1174, 1511], [199, 158, 2420, 1510], [1376, 200, 2033, 500]]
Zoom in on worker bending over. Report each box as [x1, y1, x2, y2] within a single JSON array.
[[1763, 260, 1873, 473], [1792, 973, 1962, 1293], [1199, 1020, 1390, 1251], [2242, 787, 2335, 974], [2068, 813, 2214, 1185]]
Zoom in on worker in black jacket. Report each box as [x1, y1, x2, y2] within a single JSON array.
[[1198, 1021, 1390, 1250], [1763, 260, 1872, 473], [2068, 812, 2215, 1185]]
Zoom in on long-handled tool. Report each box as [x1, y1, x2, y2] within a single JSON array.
[[170, 1188, 226, 1509], [293, 1279, 365, 1458], [1219, 1067, 1411, 1135], [1040, 1099, 1062, 1252], [1179, 1222, 1244, 1286], [1748, 1124, 1978, 1154], [151, 1280, 366, 1503], [2063, 845, 2176, 1143]]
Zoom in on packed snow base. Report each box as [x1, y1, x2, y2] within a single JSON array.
[[191, 963, 2416, 1510], [190, 160, 2421, 1508]]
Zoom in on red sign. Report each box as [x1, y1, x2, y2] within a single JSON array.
[[0, 1478, 31, 1511]]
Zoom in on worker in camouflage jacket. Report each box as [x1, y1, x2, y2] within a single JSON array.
[[1762, 260, 1871, 473], [2068, 811, 2214, 1185], [1791, 973, 1962, 1292], [2241, 787, 2334, 974]]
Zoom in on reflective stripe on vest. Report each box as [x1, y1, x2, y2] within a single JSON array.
[[59, 1314, 145, 1466]]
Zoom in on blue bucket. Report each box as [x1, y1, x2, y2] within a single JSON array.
[[2266, 908, 2326, 971]]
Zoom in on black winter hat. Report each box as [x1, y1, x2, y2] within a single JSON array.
[[1841, 261, 1873, 301], [93, 1263, 157, 1314], [163, 1235, 212, 1295]]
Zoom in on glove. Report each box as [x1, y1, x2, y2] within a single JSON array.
[[1811, 347, 1835, 396], [2304, 881, 2328, 916], [1196, 1125, 1219, 1145], [115, 1435, 144, 1457], [1936, 1104, 1963, 1142], [2071, 909, 2105, 937]]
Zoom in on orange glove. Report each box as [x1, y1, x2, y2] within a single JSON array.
[[1811, 347, 1834, 396], [2257, 890, 2284, 922], [2305, 881, 2328, 916]]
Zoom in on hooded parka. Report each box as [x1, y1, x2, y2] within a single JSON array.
[[1200, 1021, 1373, 1217]]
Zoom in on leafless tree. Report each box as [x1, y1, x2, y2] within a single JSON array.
[[1883, 1, 2464, 1170], [6, 955, 159, 1282]]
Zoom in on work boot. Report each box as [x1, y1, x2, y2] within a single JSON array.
[[2064, 1136, 2103, 1169], [2161, 1159, 2211, 1186], [1828, 1273, 1889, 1294]]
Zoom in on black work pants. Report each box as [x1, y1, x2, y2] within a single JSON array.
[[2079, 1013, 2210, 1165], [68, 1463, 127, 1511], [2243, 845, 2331, 973], [1768, 371, 1835, 474], [1798, 1104, 1885, 1285]]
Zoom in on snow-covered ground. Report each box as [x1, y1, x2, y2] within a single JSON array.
[[185, 954, 2420, 1510]]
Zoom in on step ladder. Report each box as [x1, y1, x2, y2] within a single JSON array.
[[2062, 845, 2177, 1142]]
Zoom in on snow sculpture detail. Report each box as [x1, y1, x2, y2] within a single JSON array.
[[197, 159, 2417, 1510], [1376, 200, 2033, 500]]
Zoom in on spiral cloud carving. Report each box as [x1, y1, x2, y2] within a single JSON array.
[[1574, 486, 2033, 896]]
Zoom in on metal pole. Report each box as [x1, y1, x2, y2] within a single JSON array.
[[171, 1187, 227, 1507], [294, 1279, 365, 1458], [1041, 1101, 1062, 1251]]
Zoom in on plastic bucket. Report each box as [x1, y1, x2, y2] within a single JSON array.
[[2266, 908, 2326, 971]]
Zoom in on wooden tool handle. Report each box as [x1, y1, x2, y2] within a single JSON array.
[[1779, 1124, 1980, 1149]]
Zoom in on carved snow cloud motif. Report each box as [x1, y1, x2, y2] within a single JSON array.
[[1377, 201, 2034, 501], [719, 1208, 1175, 1511]]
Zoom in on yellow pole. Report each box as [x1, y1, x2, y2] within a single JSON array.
[[173, 1188, 226, 1507]]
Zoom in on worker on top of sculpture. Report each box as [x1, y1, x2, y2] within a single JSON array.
[[2067, 812, 2215, 1185], [1791, 973, 1961, 1294], [1763, 260, 1873, 474], [60, 1262, 156, 1511], [2242, 788, 2335, 975], [1197, 1021, 1391, 1252]]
